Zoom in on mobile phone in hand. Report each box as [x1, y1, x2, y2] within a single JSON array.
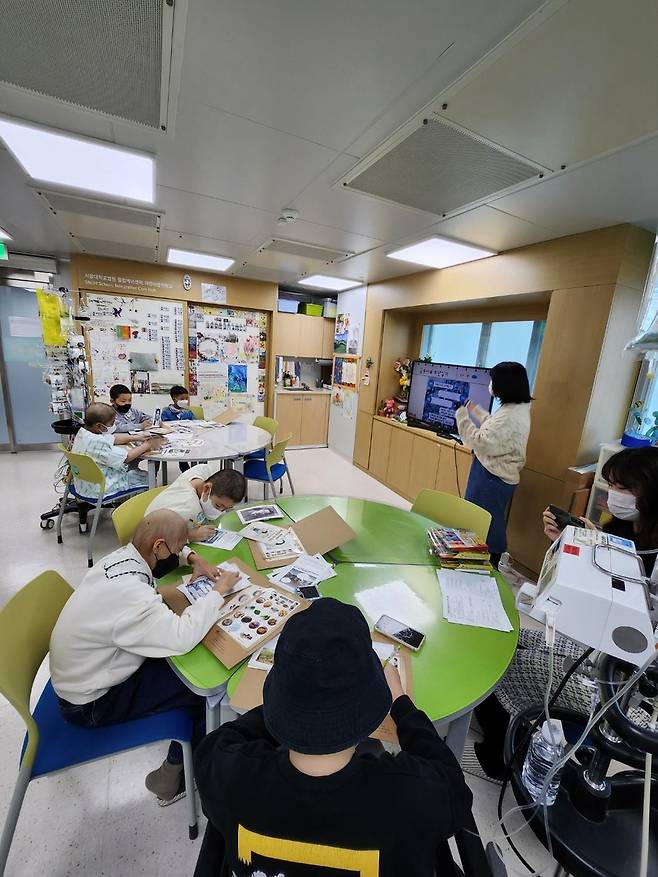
[[548, 505, 585, 530], [375, 614, 425, 651]]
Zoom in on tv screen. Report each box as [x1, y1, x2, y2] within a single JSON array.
[[407, 361, 492, 435]]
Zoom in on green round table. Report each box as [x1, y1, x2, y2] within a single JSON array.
[[167, 495, 519, 755]]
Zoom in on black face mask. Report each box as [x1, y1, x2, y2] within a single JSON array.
[[115, 403, 131, 414], [152, 542, 180, 579]]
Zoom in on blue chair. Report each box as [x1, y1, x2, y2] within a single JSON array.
[[0, 571, 198, 876], [243, 434, 295, 500]]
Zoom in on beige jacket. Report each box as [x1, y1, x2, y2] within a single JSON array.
[[455, 402, 531, 485]]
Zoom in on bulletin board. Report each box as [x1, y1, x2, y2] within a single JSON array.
[[83, 292, 186, 413], [188, 304, 268, 419]]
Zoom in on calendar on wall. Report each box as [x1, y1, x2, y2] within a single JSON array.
[[83, 292, 186, 413], [188, 304, 268, 419]]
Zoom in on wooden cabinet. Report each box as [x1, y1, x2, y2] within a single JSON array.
[[408, 436, 440, 501], [298, 316, 324, 358], [274, 313, 329, 357], [275, 392, 330, 446], [275, 393, 303, 445], [321, 318, 335, 358], [386, 428, 414, 495], [300, 394, 330, 444], [366, 416, 473, 502], [369, 418, 393, 482]]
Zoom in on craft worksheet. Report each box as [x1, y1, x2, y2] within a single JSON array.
[[84, 293, 185, 412], [188, 304, 268, 419]]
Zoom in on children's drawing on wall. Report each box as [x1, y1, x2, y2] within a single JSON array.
[[229, 364, 248, 393]]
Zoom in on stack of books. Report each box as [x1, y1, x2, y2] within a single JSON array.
[[428, 527, 491, 572]]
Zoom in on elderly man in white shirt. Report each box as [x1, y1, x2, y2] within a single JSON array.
[[50, 509, 238, 805]]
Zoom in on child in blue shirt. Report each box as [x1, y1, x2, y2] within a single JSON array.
[[161, 386, 196, 423]]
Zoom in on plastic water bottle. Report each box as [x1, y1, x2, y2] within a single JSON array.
[[521, 718, 566, 806]]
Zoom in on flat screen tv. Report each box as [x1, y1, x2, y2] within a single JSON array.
[[406, 360, 493, 436]]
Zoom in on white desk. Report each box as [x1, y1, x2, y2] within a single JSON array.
[[146, 422, 271, 488]]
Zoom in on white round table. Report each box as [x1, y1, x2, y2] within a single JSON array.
[[146, 422, 271, 488]]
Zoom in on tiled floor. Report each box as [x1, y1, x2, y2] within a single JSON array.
[[0, 447, 555, 876]]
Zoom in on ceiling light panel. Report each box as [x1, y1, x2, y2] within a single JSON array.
[[298, 274, 361, 291], [167, 248, 234, 272], [0, 118, 155, 202], [387, 236, 497, 269]]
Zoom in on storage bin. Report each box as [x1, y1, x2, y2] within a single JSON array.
[[298, 302, 323, 316], [323, 299, 337, 318], [277, 298, 298, 314]]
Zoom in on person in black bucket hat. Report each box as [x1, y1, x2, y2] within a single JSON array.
[[193, 598, 472, 877]]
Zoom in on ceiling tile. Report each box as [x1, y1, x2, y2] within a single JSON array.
[[158, 187, 274, 245], [156, 101, 337, 213], [158, 228, 252, 265], [423, 206, 554, 252]]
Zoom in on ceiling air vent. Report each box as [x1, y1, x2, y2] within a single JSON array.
[[37, 191, 162, 228], [0, 0, 186, 129], [340, 117, 547, 216], [256, 239, 354, 262], [76, 238, 158, 263]]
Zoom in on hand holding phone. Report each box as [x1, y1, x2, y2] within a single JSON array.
[[375, 614, 425, 651], [547, 505, 586, 530]]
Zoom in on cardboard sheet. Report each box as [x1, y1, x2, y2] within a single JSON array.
[[248, 505, 357, 570], [160, 557, 309, 668], [229, 631, 413, 744]]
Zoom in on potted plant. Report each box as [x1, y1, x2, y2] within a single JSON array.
[[621, 400, 658, 447]]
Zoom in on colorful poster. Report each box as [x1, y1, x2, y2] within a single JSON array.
[[229, 364, 248, 392]]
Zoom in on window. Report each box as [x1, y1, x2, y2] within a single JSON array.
[[420, 319, 545, 387]]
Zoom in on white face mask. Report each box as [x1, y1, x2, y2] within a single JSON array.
[[176, 399, 189, 408], [103, 423, 116, 435], [200, 489, 223, 521], [607, 488, 640, 521]]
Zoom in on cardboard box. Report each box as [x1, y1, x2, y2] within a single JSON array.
[[229, 633, 413, 744], [247, 505, 356, 570], [160, 557, 310, 668], [212, 407, 242, 425]]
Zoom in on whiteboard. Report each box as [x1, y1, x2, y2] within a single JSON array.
[[84, 293, 185, 414]]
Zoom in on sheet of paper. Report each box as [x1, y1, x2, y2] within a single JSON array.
[[177, 576, 215, 604], [237, 504, 284, 524], [202, 529, 243, 549], [240, 522, 292, 545], [438, 570, 513, 632], [217, 561, 252, 595], [247, 634, 280, 672], [269, 553, 336, 592], [356, 580, 436, 631]]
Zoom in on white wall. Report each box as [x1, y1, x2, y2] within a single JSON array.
[[328, 286, 367, 459]]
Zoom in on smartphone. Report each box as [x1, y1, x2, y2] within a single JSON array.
[[375, 614, 425, 651], [548, 504, 585, 530], [297, 585, 321, 600]]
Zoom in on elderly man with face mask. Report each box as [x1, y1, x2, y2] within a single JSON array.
[[49, 510, 239, 805]]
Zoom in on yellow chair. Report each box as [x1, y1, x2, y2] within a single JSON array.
[[111, 486, 167, 545], [243, 434, 295, 500], [0, 571, 198, 874], [189, 404, 204, 420], [56, 445, 145, 567], [411, 488, 492, 542]]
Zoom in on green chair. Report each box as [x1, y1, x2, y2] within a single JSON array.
[[189, 404, 205, 420], [56, 445, 145, 567], [243, 434, 295, 500], [112, 486, 167, 545], [246, 415, 279, 461], [0, 572, 198, 874], [411, 488, 492, 542]]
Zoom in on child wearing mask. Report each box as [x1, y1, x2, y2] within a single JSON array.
[[71, 403, 162, 499], [161, 386, 196, 422], [109, 384, 152, 433], [146, 466, 246, 543], [473, 446, 658, 779]]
